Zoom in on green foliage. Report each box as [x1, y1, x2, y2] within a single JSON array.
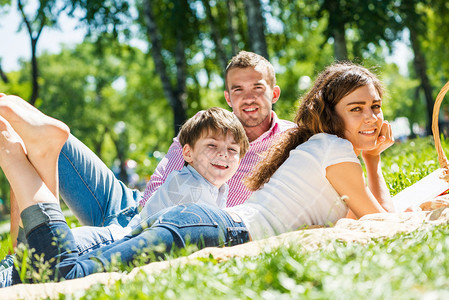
[[36, 41, 174, 176], [421, 2, 449, 88]]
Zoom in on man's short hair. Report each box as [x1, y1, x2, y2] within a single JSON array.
[[225, 51, 276, 90], [179, 107, 249, 159]]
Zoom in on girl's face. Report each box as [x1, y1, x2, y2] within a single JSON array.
[[334, 84, 383, 155]]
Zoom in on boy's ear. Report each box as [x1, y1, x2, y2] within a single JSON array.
[[182, 144, 194, 164]]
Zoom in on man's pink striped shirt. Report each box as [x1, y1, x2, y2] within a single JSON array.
[[140, 112, 296, 207]]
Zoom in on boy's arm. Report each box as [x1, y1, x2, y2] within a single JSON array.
[[139, 171, 179, 219], [139, 137, 184, 207]]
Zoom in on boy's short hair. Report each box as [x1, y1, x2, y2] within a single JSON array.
[[225, 51, 276, 90], [179, 107, 249, 159]]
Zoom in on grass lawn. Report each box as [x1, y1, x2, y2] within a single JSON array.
[[1, 136, 449, 299]]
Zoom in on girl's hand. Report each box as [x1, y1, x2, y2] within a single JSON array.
[[363, 121, 394, 157]]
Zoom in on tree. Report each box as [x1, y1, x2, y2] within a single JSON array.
[[141, 0, 189, 134], [391, 0, 439, 135], [243, 0, 269, 58], [0, 62, 8, 83], [226, 0, 240, 56], [316, 0, 403, 61], [201, 0, 228, 72], [16, 0, 67, 105], [321, 0, 347, 60]]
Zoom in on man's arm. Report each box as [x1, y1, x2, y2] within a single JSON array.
[[139, 137, 184, 207]]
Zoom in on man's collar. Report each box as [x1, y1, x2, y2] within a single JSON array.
[[250, 111, 280, 143]]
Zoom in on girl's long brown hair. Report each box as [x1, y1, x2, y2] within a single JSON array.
[[245, 62, 383, 191]]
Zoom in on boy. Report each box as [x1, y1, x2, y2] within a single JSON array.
[[0, 95, 248, 286], [131, 107, 249, 224]]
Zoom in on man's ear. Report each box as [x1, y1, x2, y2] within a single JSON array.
[[272, 85, 281, 104], [224, 90, 232, 107], [182, 144, 193, 164]]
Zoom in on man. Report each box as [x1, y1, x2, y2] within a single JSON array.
[[140, 51, 294, 209], [9, 51, 296, 252]]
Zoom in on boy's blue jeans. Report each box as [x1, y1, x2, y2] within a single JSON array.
[[12, 202, 249, 284], [58, 134, 142, 251]]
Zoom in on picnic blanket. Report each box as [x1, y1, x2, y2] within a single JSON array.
[[1, 207, 449, 300]]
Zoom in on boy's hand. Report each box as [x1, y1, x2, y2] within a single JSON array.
[[363, 121, 394, 157]]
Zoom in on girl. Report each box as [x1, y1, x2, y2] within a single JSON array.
[[0, 62, 394, 285]]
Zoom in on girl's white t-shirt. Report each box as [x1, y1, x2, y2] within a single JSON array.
[[226, 133, 361, 240]]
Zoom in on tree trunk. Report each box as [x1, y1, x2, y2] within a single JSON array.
[[173, 35, 188, 133], [226, 0, 239, 56], [30, 37, 39, 105], [142, 0, 187, 134], [202, 0, 228, 73], [332, 26, 348, 61], [112, 132, 129, 184], [18, 0, 45, 106], [326, 0, 348, 61], [0, 63, 8, 83], [243, 0, 269, 59], [409, 27, 433, 136]]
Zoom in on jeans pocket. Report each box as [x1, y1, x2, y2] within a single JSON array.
[[157, 204, 218, 228]]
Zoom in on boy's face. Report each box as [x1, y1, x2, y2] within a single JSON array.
[[182, 131, 241, 188]]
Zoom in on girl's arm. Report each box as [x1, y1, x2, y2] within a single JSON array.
[[326, 162, 386, 219], [361, 153, 395, 212], [361, 121, 395, 212], [328, 121, 395, 219]]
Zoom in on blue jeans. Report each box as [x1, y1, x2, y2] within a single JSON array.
[[11, 202, 249, 284], [58, 134, 142, 250], [0, 135, 141, 287], [0, 225, 125, 288]]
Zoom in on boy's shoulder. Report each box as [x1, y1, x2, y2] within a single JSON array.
[[164, 165, 216, 191], [158, 165, 227, 208]]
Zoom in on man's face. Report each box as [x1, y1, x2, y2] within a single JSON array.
[[182, 132, 241, 188], [224, 66, 280, 140]]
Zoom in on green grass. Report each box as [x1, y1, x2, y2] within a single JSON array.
[[2, 136, 449, 298], [382, 136, 445, 195], [0, 233, 12, 259], [83, 225, 449, 299]]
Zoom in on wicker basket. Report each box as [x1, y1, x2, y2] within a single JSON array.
[[432, 81, 449, 181], [392, 82, 449, 212]]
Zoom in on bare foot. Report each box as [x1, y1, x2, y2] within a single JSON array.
[[0, 95, 70, 197], [0, 115, 58, 212], [0, 95, 70, 160], [0, 115, 27, 170]]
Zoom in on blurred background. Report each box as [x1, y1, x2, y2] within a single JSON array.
[[0, 0, 448, 219]]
